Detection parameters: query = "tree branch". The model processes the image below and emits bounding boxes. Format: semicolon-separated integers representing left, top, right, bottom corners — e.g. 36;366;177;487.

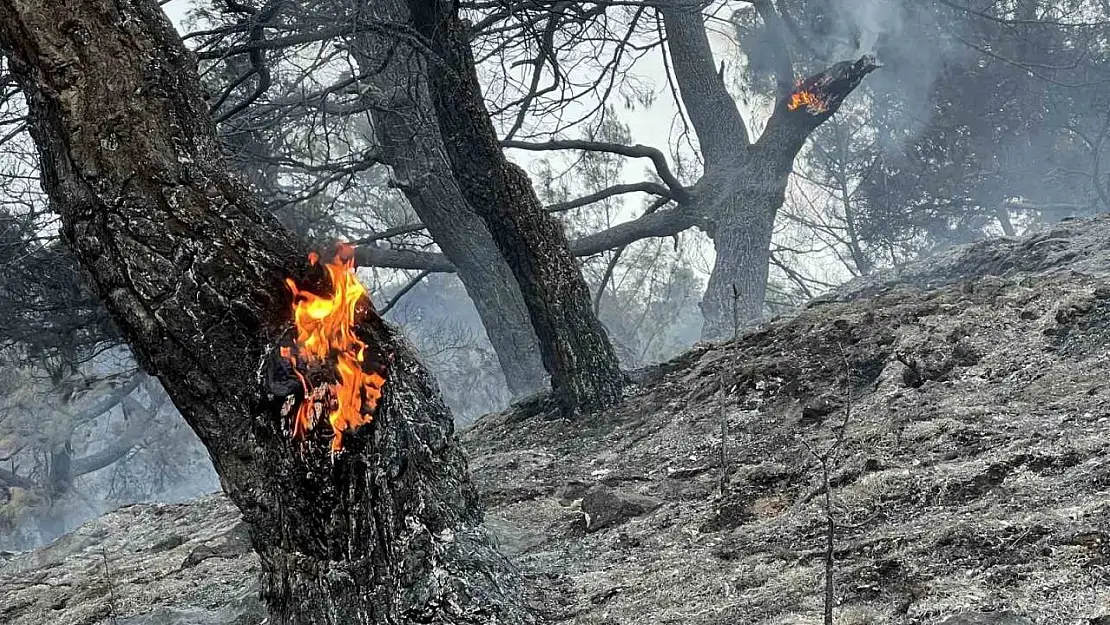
571;207;699;256
0;467;33;489
659;2;752;165
355;206;700;271
756;56;879;169
379;269;432;316
502;138;691;200
354;244;458;272
69;372;144;425
547;181;676;212
71;394;163;477
356;181;676;250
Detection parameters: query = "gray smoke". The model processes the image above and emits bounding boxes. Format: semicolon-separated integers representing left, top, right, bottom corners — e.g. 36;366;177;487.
815;0;967;153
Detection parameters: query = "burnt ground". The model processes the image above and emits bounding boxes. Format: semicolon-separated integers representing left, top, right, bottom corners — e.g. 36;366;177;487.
3;214;1110;624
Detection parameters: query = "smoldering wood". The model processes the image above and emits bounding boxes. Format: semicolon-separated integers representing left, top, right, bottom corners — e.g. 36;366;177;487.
678;44;879;340
264;316;393;439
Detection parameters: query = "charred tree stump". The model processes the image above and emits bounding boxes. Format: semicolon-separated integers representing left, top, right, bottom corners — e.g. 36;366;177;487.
0;2;532;623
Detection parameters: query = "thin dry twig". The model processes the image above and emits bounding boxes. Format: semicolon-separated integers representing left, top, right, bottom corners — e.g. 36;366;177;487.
798;342;853;625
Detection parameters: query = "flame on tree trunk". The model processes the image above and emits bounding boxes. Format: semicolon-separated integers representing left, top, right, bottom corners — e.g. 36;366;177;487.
0;1;533;623
280;243;389;453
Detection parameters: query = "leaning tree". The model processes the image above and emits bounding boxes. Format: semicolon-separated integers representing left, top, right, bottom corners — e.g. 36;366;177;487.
401;0;628;415
0;1;531;623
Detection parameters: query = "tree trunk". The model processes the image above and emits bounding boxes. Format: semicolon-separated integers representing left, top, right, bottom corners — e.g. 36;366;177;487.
700;210;778;341
692;157;785;341
659;2;877;340
348;10;546;397
404;0;626;415
0;2;530;623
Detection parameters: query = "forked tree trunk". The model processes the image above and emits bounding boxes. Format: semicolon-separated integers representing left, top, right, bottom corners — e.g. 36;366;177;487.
659;2;877;340
404;0;626;415
696;88;874;340
694;154;791;341
348;9;546;397
0;2;530;624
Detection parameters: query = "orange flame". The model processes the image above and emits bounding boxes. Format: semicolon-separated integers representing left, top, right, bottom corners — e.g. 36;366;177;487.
281;243;386;452
787;89;828;114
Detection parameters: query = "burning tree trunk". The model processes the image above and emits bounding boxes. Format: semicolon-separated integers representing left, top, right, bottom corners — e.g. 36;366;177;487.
404;0;626;415
690;56;880;339
0;2;530;624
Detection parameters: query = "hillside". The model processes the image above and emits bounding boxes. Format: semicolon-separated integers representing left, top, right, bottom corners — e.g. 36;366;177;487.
3;215;1110;625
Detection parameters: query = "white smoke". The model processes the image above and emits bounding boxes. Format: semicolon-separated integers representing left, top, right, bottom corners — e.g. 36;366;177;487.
811;0;968;153
827;0;908;60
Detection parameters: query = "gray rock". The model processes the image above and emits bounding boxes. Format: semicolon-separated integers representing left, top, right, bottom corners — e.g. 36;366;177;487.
938;612;1034;625
484;515;547;556
580;484;662;532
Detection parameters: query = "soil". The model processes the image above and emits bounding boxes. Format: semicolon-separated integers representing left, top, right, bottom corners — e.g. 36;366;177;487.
4;215;1110;624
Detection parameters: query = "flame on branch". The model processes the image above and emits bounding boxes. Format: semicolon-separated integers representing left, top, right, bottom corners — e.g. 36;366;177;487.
279;243;388;452
788;87;829;114
783;55;880;118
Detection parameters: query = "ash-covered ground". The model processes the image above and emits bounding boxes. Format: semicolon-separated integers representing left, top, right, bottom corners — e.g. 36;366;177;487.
3;215;1110;625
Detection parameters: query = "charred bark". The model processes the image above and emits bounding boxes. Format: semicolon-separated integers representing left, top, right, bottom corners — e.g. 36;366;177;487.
0;2;530;624
404;0;626;415
347;4;546;397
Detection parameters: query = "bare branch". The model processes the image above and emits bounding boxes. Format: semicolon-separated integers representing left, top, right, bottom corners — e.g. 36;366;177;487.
210;0;283;124
502;138;691;200
571;206;698;256
71;394;163;477
547;181;676;212
379;269;432;316
71;373;144;425
355;244;457;272
0;467;33;489
354;204;699;271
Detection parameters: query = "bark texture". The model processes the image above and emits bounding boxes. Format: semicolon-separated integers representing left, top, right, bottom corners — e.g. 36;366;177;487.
348;0;546;397
404;0;626;415
0;2;530;623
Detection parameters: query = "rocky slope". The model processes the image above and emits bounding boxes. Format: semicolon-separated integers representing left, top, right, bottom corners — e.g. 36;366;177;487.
4;215;1110;624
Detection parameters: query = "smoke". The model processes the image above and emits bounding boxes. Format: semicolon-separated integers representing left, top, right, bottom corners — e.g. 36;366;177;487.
810;0;968;153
